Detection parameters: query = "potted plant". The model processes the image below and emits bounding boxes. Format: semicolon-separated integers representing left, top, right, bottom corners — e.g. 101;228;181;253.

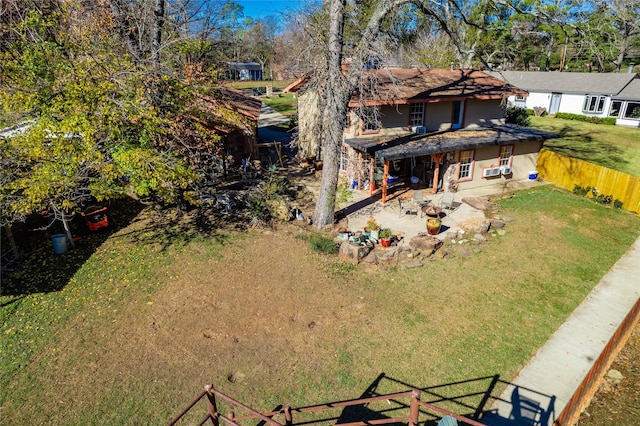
366;217;380;240
379;229;393;247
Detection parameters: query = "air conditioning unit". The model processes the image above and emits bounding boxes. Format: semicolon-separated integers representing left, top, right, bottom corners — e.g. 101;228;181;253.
483;167;501;178
412;126;426;135
500;165;512;175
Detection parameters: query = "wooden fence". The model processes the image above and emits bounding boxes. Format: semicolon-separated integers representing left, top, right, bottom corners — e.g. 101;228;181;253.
536;148;640;214
555;297;640;425
168;386;486;426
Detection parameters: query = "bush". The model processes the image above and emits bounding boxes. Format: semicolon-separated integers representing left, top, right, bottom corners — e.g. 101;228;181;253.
505;106;531;126
555;112;616;125
305;233;338;254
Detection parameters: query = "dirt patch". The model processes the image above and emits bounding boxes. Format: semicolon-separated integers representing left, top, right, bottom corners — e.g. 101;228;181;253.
577;322;640;425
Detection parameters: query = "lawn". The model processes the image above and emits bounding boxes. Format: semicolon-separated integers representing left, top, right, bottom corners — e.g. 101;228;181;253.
225;80;298;116
1;186;639;424
530;116;640;176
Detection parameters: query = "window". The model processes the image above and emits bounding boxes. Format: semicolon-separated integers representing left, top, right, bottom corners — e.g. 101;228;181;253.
623;102;640;119
515;95;526;102
458;149;474;180
339;144;349;172
410;103;424;127
361;106;380;133
583;95;606;113
609;101;622;118
499;145;513;167
452;100;464;129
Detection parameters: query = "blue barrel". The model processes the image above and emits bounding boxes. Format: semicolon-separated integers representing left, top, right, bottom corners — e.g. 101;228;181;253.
51;234;68;254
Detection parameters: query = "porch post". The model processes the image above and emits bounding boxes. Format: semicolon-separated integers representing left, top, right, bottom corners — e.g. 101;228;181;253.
358;152;363;190
382;160;389;204
430;153;446;194
369;157;375;196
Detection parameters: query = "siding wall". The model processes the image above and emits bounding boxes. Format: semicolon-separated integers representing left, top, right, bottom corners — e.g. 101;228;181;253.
455;140;542;192
537;148;640;214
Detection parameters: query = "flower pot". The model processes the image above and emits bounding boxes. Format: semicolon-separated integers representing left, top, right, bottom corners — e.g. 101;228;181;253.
426;218;441;235
380;238;391;247
370;230;379;241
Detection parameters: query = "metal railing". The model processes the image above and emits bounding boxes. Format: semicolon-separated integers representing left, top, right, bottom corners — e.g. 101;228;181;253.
169;385;486;426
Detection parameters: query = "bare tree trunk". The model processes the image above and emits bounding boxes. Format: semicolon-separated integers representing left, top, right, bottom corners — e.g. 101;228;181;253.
313;0;348;229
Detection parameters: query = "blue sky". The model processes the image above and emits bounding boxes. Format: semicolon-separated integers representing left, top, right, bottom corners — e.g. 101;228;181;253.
237;0;305;20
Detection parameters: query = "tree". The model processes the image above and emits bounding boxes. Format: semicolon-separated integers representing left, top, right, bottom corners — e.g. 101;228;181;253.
0;1;248;240
309;0;481;229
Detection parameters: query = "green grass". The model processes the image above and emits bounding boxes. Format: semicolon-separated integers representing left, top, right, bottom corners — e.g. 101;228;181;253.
225;80;294;91
262;92;297;116
1;186;639;424
530;116;640;176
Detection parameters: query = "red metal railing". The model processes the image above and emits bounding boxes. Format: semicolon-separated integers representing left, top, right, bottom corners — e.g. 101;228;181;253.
169;385;485;426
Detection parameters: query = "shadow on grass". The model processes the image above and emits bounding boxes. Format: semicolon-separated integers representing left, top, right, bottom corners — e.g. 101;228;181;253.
543;125;628;171
336;373;556;426
1;199;145;297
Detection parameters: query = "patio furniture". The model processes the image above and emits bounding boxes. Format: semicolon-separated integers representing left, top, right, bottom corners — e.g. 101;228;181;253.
421;204;442;218
441;192;460;211
413;190;430;216
398;197;417;217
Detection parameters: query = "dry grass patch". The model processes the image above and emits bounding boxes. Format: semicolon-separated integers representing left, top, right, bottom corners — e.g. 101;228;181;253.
1;186;639;424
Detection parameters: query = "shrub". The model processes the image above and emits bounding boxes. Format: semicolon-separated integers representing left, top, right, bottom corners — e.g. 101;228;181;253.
614;199;624;209
555;113;616;125
505;106;531;126
573;184;589;196
525;109;535;116
307;233;338;254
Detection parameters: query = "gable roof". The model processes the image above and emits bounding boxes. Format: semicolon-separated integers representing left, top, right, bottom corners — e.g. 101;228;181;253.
613;78;640;101
283;68;527;104
491;71;638;96
350;68;527;106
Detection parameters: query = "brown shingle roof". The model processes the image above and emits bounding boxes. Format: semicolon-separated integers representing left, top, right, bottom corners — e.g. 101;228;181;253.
345;124;557;161
350;68;527;106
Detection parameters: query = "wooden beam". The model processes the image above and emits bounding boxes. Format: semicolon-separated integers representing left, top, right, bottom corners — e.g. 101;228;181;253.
430;153;446;194
382;161;389;204
369;157;375;196
358;152;363;190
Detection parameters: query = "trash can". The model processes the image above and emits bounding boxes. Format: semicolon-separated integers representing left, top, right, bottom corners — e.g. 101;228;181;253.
51;234;68;254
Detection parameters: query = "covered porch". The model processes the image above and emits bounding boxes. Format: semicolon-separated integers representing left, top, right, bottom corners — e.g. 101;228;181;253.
343;124;556;204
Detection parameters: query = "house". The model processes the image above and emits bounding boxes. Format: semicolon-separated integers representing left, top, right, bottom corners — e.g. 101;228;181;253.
196;87;262;165
491;71;640;127
227;62;263;81
287;67;556;202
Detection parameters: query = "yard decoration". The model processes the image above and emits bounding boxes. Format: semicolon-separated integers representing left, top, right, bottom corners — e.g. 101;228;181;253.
426;217;442;235
379;229;393;247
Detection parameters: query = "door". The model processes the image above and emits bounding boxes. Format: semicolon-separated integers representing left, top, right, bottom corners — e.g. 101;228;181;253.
549;93;561;114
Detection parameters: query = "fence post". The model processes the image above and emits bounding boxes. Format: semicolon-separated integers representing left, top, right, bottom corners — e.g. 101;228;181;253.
285;405;293;426
205;384;219;426
409;389;420;426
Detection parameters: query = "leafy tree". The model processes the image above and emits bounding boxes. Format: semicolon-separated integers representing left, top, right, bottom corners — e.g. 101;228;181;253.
0;1;249;242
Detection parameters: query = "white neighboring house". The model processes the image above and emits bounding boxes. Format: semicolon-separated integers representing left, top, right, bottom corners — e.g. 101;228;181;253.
490;71;640;127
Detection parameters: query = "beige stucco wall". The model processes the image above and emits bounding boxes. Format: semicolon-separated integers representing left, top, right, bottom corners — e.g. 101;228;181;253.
455;140;542;192
464;99;505;128
424;102;453;131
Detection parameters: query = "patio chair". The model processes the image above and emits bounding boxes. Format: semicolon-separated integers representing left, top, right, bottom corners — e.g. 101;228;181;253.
441;192;459;211
437;416;458;426
398;197;417;218
413;190;430;216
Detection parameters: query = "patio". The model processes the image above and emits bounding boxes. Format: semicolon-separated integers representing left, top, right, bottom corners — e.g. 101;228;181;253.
337;179;546;242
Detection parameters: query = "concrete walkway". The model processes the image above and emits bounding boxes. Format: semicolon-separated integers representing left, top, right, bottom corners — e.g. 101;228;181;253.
482;235;640;426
